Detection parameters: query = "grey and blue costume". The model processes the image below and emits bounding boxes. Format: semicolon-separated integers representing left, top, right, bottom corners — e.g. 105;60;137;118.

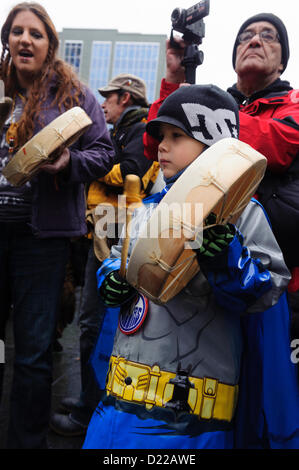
83;195;292;449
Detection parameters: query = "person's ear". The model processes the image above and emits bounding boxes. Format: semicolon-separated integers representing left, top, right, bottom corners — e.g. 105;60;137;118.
120;91;131;105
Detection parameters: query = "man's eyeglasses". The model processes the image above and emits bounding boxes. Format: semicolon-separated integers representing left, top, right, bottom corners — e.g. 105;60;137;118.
238;29;280;44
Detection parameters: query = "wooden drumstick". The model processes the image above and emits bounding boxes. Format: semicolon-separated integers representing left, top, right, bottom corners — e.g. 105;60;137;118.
120;174;142;278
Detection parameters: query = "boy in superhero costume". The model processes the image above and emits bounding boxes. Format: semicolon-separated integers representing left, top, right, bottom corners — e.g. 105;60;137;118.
83;85;297;449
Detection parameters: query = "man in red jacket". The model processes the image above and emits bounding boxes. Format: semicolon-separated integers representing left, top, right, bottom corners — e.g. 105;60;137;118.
143;13;299;448
229;14;299;366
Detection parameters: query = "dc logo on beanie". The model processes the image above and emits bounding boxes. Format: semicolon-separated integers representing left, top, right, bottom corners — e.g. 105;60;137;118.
145;84;240;147
181;103;239;146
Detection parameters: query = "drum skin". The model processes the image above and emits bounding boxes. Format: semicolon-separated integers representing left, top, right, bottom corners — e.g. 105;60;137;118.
2;106;92;186
126;138;267;304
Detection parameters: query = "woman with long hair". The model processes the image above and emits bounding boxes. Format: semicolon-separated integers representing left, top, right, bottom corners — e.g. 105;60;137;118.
0;2;114;448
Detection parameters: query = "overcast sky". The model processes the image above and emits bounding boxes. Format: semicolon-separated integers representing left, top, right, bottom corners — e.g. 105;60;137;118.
0;0;298;91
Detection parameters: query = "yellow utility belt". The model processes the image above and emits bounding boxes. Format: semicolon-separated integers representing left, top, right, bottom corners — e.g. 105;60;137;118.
107;356;238;422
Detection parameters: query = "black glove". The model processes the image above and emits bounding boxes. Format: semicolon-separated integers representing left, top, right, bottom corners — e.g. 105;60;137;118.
196;213;235;259
99;270;136;307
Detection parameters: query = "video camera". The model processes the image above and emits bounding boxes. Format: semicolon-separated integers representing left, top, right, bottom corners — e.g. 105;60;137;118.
171;0;209;45
170;0;210;83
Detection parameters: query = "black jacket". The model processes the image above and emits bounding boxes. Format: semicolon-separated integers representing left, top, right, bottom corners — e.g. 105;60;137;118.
111;106;153;188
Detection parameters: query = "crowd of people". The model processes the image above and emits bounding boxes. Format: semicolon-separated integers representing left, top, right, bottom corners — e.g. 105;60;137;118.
0;1;298;450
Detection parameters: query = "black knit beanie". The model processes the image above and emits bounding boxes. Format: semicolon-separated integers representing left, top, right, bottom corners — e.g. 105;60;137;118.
146;84;239;147
232;13;290;72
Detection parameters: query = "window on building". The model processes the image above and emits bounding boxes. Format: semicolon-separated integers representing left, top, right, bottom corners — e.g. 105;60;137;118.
112;42;160;103
89;41;112;101
64;40;83;76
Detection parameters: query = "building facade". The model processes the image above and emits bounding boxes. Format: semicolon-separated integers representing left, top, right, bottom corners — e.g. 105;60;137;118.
59;28;167;104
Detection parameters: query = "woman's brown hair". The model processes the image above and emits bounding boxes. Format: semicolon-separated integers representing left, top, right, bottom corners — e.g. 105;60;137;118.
0;2;84;147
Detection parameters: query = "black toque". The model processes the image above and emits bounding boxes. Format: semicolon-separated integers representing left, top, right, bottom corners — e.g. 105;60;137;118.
232;13;290;73
146;84;239;147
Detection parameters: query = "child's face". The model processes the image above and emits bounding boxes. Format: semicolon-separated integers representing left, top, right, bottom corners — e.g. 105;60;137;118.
157;123;205;179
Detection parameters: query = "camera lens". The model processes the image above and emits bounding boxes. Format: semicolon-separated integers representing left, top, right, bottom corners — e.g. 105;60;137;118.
171;8;182;26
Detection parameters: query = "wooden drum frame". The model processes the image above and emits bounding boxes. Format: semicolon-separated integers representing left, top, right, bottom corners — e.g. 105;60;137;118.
3;106;92;186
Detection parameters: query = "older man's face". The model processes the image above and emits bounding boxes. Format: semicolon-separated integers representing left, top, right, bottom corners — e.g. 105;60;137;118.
101;92;124;125
235;21;283;80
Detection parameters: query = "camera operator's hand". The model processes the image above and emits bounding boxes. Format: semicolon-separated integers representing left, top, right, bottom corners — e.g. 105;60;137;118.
165;37;187;84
